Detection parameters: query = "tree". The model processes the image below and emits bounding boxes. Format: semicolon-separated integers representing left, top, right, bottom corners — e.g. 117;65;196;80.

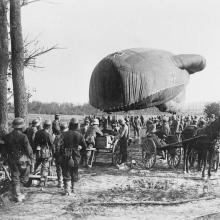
10;0;27;119
204;102;220;118
0;0;9;135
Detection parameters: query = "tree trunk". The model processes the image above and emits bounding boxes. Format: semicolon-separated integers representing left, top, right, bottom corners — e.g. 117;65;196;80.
10;0;27;119
0;0;9;135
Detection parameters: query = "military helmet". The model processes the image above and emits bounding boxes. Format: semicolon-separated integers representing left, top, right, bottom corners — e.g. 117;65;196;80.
93;118;99;125
32;118;40;126
70;118;79;124
162;116;168;122
44;119;52;126
60;121;68;129
118;118;125;125
12;118;25;129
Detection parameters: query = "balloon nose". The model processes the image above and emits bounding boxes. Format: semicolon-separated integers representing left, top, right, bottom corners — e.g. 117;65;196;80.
173;54;206;74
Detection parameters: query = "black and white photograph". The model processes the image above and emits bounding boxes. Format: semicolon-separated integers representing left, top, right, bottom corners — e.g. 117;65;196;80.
0;0;220;219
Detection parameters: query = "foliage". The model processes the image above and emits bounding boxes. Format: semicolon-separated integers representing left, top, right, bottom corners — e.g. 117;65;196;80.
6;101;162;116
204;102;220;117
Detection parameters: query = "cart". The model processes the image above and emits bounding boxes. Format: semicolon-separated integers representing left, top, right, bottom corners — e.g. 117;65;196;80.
141;134;182;169
86;134;121;167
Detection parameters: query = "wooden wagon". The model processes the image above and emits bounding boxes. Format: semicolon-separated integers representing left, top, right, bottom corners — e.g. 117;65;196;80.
86;134;121;167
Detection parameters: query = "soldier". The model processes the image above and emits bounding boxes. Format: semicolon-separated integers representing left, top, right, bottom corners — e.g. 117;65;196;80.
60;118;87;195
3;118;33;202
85;118;103;166
52;114;61;136
34;120;55;187
53;122;68;188
85;118;103;146
25;119;40;149
133;116;142;138
81;118;90;137
140;115;145;127
198;118;206;128
161;116;171;136
170;114;181;135
117;118;129;164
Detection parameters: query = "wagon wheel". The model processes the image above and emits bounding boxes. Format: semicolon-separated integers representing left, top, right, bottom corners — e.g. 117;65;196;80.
142;138;156;169
167;146;181;168
112;140;121;166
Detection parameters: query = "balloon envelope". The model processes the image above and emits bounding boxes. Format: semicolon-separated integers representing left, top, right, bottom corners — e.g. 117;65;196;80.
89;48;205;112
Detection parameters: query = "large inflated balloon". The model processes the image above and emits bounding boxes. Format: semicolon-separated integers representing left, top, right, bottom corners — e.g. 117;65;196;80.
89;48;206;112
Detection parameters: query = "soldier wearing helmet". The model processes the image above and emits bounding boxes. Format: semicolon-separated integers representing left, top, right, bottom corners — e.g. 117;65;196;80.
25;118;40;150
81;118;90;137
53;121;68;188
85;118;103;146
84;118;103;166
34;119;55;187
60;118;87;196
3;118;33;202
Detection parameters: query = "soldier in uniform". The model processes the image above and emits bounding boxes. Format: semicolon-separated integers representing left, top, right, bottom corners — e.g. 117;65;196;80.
25;119;40;148
80;118;90;137
161;116;171;136
117;118;129;164
85;118;103;146
3;118;33;202
170;114;181;135
52;114;61;136
34;120;55;187
53;122;68;188
133;116;142;138
60;118;87;195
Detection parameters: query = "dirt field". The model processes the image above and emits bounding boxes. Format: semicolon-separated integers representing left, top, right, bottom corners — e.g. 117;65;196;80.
1;138;220;220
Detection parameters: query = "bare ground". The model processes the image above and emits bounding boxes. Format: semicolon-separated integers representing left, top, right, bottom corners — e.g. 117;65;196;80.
1;141;220;220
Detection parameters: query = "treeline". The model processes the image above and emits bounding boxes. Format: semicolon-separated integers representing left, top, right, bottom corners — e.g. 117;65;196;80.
8;101;161;116
8;101;101;115
7;101;178;116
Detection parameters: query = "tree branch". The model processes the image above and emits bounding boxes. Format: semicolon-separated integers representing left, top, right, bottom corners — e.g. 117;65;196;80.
21;0;41;7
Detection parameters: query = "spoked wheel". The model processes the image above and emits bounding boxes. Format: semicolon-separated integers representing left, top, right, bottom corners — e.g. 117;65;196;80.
142;138;156;169
112;140;121;166
167;147;181;168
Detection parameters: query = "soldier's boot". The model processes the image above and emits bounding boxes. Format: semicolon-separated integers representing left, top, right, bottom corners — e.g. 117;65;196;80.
64;180;72;196
57;178;63;188
14;183;25;202
40;176;47;188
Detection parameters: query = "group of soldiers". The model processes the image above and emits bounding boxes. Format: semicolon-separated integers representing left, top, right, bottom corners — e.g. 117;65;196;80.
0;112;215;202
0;114;130;202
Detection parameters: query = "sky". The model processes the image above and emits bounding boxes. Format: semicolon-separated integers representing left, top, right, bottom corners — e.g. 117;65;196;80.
21;0;220;104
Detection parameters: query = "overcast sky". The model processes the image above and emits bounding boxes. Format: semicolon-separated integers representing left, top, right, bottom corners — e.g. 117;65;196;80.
22;0;220;104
